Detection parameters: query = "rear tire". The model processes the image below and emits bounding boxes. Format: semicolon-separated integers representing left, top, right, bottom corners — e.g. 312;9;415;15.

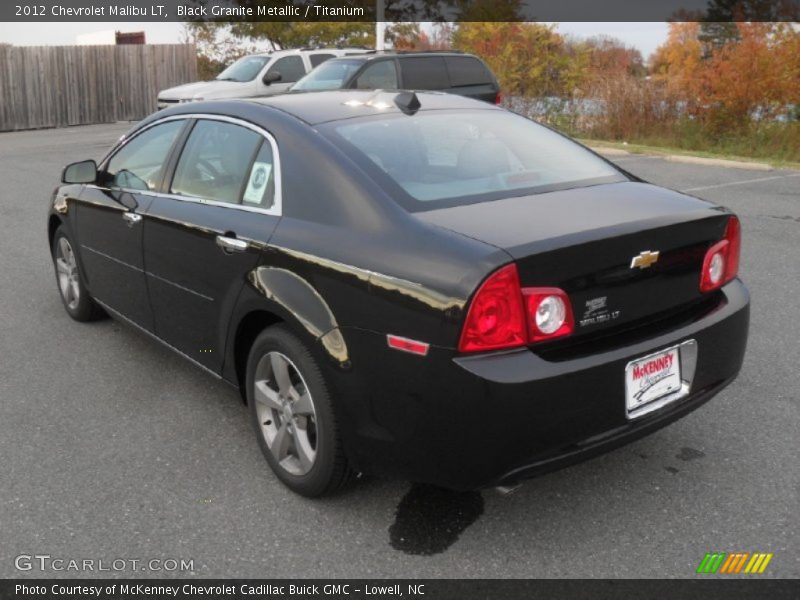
51;226;105;322
246;324;352;497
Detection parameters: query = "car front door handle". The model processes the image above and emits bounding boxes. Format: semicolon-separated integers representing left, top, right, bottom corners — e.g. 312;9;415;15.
216;235;248;254
122;212;142;226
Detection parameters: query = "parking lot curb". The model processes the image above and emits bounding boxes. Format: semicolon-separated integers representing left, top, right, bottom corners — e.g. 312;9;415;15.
663;155;773;171
589;145;774;171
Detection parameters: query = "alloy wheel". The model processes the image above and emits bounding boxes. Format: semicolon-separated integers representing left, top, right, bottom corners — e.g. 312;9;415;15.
253;351;318;476
55;237;80;310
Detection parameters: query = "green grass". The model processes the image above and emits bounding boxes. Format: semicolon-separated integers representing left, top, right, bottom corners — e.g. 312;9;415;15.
574;121;800;169
580;138;800;170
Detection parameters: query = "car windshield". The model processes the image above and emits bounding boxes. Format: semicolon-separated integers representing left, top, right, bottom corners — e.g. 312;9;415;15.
216;56;270;82
325;110;626;208
291;59;364;91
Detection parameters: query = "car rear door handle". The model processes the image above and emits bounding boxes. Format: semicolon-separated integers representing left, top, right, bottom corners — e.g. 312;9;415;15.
216;235;248;254
122;212;142;226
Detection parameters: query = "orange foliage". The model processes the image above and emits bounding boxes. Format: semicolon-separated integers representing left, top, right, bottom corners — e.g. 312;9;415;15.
651;22;800;130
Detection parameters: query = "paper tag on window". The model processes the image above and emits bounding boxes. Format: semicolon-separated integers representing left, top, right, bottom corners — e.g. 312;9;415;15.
243;162;272;205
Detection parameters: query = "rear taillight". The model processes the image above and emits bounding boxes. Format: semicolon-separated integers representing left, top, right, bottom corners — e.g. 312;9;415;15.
458;264;526;353
458;264;573;353
700;216;741;293
494;91;503;105
523;288;574;343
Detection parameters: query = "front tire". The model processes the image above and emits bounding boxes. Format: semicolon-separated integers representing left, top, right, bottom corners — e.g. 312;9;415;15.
51;226;105;322
246;325;352;497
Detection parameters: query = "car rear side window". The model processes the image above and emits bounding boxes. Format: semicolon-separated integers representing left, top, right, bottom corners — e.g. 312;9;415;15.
400;57;449;90
309;53;335;68
241;142;276;209
171;120;263;205
354;60;398;89
328;110;624;208
266;56;306;83
445;57;493;87
105;120;184;191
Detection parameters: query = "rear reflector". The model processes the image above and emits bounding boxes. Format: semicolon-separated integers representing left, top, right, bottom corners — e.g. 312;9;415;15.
724;215;741;282
387;335;430;356
458;264;574;353
700;216;741;293
494;91;503;105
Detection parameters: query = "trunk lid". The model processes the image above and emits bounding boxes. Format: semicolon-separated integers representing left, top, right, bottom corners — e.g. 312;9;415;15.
416;182;730;341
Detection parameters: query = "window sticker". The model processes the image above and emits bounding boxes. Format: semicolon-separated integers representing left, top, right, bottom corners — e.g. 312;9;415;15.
243;162;272;205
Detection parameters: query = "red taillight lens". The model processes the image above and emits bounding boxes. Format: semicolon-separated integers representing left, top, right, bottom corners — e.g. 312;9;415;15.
523;288;574;342
458;265;574;353
458;264;526;353
700;216;741;293
494;91;503;105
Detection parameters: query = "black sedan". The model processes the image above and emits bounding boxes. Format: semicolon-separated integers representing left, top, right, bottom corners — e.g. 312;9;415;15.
48;91;749;496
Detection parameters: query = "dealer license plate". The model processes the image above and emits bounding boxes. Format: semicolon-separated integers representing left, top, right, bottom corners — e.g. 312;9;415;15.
625;346;682;415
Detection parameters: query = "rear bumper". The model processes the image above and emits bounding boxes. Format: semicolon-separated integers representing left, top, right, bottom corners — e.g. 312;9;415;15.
335;279;749;490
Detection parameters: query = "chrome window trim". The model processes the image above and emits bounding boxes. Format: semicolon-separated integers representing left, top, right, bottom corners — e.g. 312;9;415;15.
92;113;283;217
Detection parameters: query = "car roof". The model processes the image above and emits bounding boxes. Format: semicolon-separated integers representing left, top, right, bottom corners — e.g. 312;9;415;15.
322;51;473;63
245;48;369;59
245;89;500;125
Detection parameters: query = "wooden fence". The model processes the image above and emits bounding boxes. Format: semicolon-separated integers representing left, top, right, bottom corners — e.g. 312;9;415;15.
0;44;198;132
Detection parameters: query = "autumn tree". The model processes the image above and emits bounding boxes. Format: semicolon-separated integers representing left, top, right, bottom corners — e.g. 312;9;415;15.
581;36;646;80
650;22;704;105
388;23;454;51
453;22;580;97
228;22;374;49
651;21;800;131
181;22;258;79
699;0;799;51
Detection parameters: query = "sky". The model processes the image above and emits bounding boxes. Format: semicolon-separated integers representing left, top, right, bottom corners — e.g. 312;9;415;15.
0;22;670;61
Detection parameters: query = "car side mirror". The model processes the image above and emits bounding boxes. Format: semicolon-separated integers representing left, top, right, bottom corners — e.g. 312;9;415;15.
62;160;97;184
263;71;281;85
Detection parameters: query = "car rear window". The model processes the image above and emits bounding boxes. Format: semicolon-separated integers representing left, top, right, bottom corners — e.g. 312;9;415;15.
400;57;450;90
445;57;494;87
325;110;625;209
309;53;335;68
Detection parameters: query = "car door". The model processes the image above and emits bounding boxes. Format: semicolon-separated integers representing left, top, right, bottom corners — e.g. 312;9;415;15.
260;55;307;94
142;116;282;372
76;119;187;329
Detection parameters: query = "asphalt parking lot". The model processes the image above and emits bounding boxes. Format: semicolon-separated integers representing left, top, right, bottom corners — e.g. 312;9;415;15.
0;122;798;579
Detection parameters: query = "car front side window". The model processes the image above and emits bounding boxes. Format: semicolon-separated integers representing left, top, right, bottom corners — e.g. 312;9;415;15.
170;120;263;205
104;120;184;191
266;56;306;84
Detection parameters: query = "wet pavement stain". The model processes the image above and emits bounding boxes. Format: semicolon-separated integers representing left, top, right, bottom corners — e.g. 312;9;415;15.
664;466;680;474
389;484;484;556
676;447;705;461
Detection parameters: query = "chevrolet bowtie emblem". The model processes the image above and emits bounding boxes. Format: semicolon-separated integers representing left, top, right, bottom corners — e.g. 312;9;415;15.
630;250;660;269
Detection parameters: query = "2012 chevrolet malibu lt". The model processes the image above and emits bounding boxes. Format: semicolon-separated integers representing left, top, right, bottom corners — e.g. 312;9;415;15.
48;91;749;497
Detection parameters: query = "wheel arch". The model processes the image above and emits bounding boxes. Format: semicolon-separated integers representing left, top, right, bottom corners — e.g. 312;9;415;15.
227;266;350;402
48;214;64;250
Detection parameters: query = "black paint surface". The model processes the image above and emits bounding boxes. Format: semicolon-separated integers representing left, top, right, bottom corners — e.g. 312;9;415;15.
389;484;484;556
